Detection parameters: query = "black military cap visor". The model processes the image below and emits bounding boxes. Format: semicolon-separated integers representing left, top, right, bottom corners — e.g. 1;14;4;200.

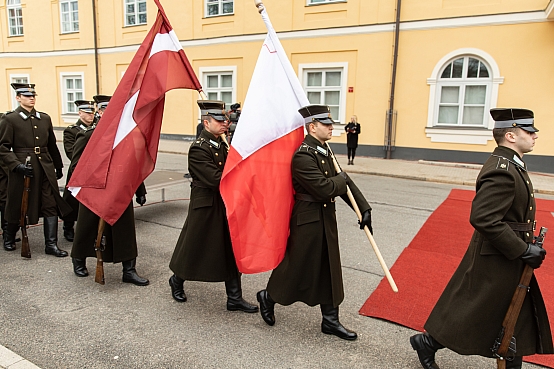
206;110;228;122
93;95;111;110
74;100;95;114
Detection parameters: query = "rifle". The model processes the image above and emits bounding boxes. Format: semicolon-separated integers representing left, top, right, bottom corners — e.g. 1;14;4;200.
492;227;548;369
20;156;32;259
94;219;106;285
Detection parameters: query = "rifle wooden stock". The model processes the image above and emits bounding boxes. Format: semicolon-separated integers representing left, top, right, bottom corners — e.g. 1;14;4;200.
327;146;398;293
94;219;106;285
495;227;547;368
20;156;31;259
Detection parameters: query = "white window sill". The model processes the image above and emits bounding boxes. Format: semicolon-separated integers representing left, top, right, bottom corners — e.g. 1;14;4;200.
425;127;493;145
61;113;78;124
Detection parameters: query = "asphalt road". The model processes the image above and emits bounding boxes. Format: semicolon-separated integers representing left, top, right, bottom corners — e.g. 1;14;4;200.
0;151;552;369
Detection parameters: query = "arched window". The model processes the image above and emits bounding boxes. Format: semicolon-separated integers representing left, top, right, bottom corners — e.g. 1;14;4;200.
426;49;504;145
436;56;491;126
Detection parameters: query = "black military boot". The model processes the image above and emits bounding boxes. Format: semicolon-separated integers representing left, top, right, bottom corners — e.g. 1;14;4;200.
122;259;149;286
225;277;259;313
168;274;187;302
43;216;68;257
63;221;75;242
256;289;276;326
3;222;19;251
505;356;522;369
72;258;88;277
320;304;357;341
410;332;444;369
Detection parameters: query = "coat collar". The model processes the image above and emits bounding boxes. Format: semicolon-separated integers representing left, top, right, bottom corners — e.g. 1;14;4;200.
16;106;40;120
492;146;526;170
303;134;329;156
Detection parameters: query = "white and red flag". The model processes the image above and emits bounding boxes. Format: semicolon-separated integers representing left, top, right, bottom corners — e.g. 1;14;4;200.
68;0;201;225
220;7;310;274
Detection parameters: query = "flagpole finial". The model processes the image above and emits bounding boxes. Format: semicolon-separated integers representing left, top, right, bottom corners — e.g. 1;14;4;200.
254;0;264;13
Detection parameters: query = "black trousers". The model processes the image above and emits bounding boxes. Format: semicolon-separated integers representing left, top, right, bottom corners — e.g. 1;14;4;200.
347;147;357;160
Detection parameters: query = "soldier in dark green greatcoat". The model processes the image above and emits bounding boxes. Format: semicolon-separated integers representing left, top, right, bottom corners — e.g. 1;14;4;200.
61;100;96;242
410;108;553;369
257;105;372;341
168;100;258;313
69;95;149;286
0;83;71;256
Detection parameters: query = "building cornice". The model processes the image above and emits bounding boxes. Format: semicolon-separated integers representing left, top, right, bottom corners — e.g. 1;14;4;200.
0;10;551;58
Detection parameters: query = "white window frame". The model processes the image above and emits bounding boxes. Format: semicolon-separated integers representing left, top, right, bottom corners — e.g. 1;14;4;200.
60;72;85;122
298;62;348;135
124;0;147;27
307;0;346;5
426;48;504;145
9;74;29;110
199;66;237;108
60;0;79;34
205;0;234;17
7;0;24;37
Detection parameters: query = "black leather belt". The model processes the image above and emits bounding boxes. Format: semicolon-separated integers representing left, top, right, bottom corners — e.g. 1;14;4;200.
13;147;48;154
506;221;535;232
294;193;334;203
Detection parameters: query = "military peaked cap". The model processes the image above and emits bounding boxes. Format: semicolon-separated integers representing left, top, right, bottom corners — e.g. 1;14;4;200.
298;105;335;125
11;83;37;96
490;108;538;133
74;100;95;114
93;95;111;110
198;100;227;121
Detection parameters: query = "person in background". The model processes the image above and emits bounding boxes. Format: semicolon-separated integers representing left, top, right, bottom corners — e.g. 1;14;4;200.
344;115;360;165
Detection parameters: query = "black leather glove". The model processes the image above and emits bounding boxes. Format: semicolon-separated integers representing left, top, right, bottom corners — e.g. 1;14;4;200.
338;171;350;185
14;163;33;178
136;195;146;206
359;209;373;234
520;243;546;269
56;169;63;180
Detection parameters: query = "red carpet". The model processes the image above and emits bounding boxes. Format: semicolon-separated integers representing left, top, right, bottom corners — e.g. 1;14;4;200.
360;189;554;367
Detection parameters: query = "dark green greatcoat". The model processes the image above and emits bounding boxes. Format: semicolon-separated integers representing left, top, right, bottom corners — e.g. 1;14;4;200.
425;146;553;357
70;127;146;263
267;134;371;308
62;120;89;222
169;129;238;282
0;106;71;224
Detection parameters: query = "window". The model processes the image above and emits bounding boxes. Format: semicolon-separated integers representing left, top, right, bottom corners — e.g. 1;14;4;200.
61;74;84;114
436;56;491;127
202;70;235;106
10;74;29;110
60;1;79;33
426;49;504;145
301;66;346;123
125;0;147;26
7;0;23;37
307;0;344;4
205;0;234;17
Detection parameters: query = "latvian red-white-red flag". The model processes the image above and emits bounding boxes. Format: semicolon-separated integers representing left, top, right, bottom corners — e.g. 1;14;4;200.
220;7;310;274
68;0;201;225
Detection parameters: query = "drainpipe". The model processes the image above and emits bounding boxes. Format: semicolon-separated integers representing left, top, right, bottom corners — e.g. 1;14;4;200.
385;0;402;159
92;0;100;94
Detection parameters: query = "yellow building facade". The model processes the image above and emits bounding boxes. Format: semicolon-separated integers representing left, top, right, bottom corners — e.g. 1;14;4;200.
1;0;553;171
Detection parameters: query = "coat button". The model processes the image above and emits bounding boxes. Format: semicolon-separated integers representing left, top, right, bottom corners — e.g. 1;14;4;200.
531;194;534;197
35;136;39;139
215;153;219;156
325;171;328;175
526;232;530;237
322;160;325;164
527;220;531;223
219;162;222;165
34;126;37;128
530;206;533;210
323;204;327;207
527;180;530;184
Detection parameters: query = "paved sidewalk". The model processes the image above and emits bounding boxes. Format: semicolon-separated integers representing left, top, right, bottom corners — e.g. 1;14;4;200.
0;346;40;369
154;136;554;195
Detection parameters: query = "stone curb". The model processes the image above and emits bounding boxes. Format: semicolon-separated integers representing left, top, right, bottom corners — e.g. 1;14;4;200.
0;346;40;369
